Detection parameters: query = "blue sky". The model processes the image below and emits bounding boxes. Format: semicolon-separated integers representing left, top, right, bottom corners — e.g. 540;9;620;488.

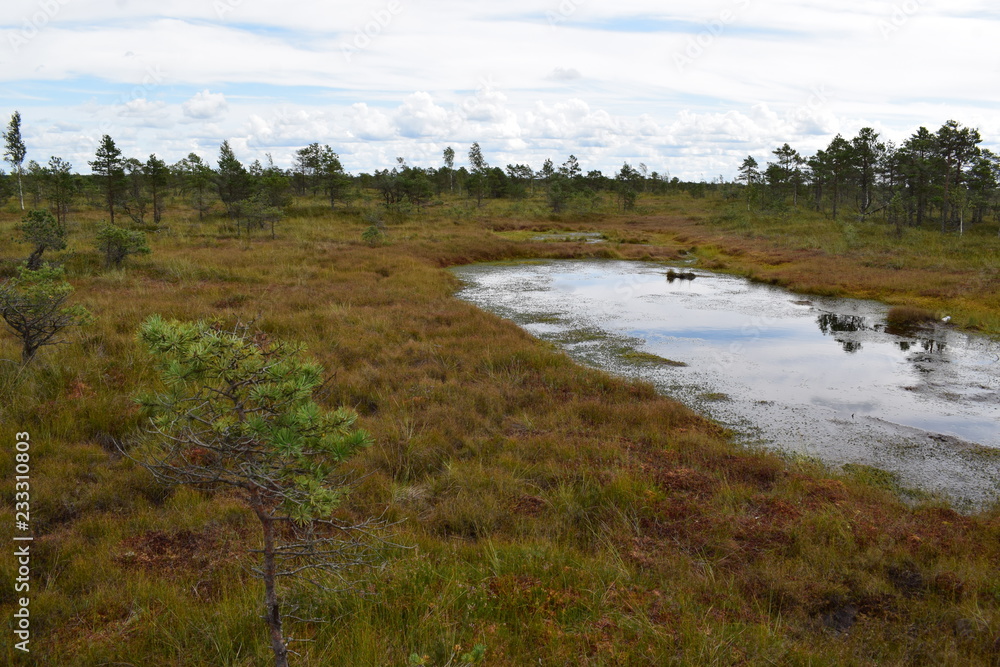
2;0;999;178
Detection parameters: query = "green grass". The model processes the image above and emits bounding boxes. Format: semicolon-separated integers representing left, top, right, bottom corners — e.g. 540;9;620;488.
619;349;689;367
1;192;1000;665
690;200;1000;335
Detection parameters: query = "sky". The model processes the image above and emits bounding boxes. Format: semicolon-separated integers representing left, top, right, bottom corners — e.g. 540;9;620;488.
2;0;999;180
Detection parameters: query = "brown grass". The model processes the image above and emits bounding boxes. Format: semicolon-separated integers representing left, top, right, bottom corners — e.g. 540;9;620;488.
887;305;939;328
0;192;999;665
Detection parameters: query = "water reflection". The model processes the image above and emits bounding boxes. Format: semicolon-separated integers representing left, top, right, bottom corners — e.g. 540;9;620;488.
452;259;1000;505
817;312;869;334
922;339;948;354
815;313;951;359
839;340;863;354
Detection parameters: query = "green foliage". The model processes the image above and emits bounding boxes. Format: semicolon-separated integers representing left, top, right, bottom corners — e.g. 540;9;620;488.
409;643;486;666
174;152;216;219
45;156;76;225
294;143;347;207
362;222;387;247
0;168;10;203
215;140;252;219
89;134;125;224
135;316;372;519
468;143;490;206
145;153;170;225
122;157;150;225
134;316;379;666
398;167;434;207
3;110;26;210
0;262;92;363
547;175;571;213
95;223;151;268
234;191;285;239
615;162;641;211
16;209;66;269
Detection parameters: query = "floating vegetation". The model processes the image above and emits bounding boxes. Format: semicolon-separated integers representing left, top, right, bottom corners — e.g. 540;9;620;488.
666;269;697;281
552;326;609;345
522;312;563;325
495;230;606;243
619;349;688;367
886;305;938;335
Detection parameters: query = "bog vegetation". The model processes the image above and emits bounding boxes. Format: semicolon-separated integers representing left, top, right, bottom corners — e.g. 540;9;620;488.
1;110;1000;665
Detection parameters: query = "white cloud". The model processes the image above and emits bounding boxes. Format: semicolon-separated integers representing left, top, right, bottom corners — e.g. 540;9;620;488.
461;88;512;124
548;67;582;81
348;103;396;142
395;92;453;138
2;1;998;178
116;98;173;128
182;90;228;120
118;98;165;116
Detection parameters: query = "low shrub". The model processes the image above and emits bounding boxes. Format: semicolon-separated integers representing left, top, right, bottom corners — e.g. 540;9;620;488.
886;305;937;329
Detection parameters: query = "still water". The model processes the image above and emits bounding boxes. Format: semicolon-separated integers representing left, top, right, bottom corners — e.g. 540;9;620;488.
451;260;1000;507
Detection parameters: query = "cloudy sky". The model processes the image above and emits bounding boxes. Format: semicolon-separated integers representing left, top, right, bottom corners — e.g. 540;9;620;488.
2;0;999;179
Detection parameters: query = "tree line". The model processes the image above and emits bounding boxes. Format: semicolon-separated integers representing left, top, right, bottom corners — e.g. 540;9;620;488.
739;120;999;235
8;110;998;236
3;111;700;231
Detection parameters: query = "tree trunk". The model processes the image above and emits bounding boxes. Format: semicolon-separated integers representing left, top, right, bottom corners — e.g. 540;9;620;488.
255;505;289;667
26;247;44;270
152;189;161;224
941;170;952;233
17;169;24;211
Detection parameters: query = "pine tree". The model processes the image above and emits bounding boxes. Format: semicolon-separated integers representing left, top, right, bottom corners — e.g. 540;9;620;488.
89;135;125;225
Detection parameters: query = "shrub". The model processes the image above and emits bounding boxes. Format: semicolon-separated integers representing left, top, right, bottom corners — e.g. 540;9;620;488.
886;305;937;330
133;316;386;667
95;223;150;268
0;263;93;363
362;224;387;247
16;209;66;269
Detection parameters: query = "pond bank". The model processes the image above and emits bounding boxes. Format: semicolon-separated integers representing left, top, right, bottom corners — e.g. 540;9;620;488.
452;259;1000;508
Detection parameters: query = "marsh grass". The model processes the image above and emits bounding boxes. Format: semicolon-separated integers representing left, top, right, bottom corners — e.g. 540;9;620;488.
887;305;940;330
696;199;1000;335
619;349;689;367
1;192;999;665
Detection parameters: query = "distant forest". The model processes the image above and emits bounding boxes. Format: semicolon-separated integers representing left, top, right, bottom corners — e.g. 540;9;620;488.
739;120;997;235
3;111;998;236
